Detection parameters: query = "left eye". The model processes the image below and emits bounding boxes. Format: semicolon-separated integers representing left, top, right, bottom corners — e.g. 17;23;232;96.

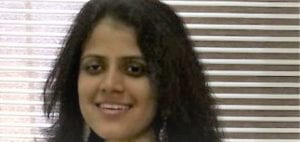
124;63;146;77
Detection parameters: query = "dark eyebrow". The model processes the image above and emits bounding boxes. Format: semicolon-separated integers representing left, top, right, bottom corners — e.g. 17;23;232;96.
80;54;144;62
121;56;144;61
80;55;106;63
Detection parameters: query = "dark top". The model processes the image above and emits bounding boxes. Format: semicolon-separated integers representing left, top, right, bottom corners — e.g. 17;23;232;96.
87;130;103;142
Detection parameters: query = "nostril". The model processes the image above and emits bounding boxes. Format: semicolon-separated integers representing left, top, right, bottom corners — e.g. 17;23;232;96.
95;103;100;107
100;87;107;93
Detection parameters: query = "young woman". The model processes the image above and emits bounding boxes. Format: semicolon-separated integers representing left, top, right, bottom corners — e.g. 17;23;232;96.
43;0;222;142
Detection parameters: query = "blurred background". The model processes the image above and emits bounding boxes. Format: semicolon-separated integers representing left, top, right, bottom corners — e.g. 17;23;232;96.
0;0;299;142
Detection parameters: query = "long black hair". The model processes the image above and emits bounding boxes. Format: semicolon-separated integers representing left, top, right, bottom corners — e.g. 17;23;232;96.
43;0;222;141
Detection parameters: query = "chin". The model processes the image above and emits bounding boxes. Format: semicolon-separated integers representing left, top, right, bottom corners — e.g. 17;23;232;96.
94;128;133;140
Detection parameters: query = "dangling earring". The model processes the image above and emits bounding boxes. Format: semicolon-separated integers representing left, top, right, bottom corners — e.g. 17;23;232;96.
83;124;90;142
159;115;168;142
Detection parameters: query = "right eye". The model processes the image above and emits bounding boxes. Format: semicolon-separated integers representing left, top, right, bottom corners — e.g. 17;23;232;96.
82;61;104;75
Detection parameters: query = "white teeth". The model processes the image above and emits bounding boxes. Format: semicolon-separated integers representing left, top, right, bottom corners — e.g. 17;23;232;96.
100;103;130;110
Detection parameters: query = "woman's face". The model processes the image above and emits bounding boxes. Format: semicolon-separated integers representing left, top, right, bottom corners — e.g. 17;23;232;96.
78;18;157;141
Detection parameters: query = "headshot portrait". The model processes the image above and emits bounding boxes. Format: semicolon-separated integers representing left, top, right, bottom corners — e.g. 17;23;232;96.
1;0;297;142
43;0;221;142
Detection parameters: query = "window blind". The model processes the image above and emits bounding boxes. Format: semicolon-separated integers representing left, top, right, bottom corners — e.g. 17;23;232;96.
0;0;299;142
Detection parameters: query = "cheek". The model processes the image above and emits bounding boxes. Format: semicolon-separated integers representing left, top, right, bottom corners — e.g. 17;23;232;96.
78;76;88;111
144;97;157;121
128;79;157;115
78;75;99;120
139;95;157;130
127;78;155;100
78;75;98;103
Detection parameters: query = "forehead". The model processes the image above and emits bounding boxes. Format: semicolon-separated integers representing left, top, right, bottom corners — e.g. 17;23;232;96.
82;17;141;57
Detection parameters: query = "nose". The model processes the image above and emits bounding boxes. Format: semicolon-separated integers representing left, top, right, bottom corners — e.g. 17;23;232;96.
99;67;124;94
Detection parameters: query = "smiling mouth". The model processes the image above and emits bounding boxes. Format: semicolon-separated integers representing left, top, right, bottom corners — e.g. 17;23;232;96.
95;103;132;114
98;103;131;110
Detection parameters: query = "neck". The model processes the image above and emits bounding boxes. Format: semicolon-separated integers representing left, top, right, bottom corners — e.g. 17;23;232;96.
105;128;157;142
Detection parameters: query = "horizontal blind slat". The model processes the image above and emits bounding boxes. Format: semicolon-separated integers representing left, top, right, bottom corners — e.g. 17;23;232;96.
214;94;300;99
3;0;300;7
223;128;300;133
218;105;300;110
191;36;300;42
1;90;299;99
1;68;300;76
2;31;299;42
179;12;300;19
1;8;299;19
186;24;300;30
1;56;299;65
195;47;300;53
1;77;299;87
224;139;300;142
2;0;300;7
218;116;300;122
205;71;300;76
2;21;299;31
162;1;300;7
2;21;299;30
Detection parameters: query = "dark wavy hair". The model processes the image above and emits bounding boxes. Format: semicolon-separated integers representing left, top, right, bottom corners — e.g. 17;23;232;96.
43;0;222;142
